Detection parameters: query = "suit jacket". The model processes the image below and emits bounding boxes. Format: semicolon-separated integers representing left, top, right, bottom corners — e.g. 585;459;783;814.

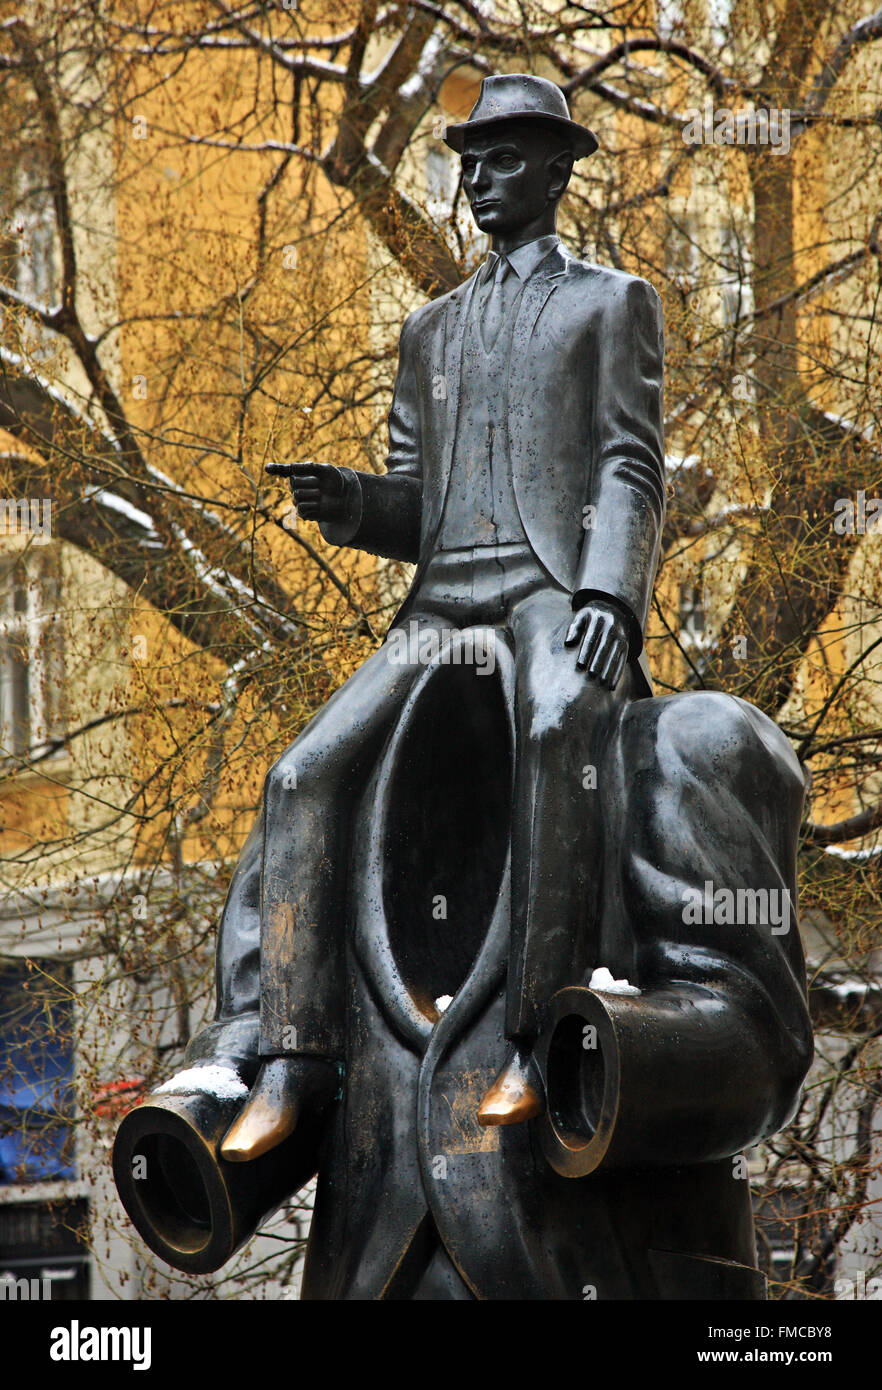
320;242;666;692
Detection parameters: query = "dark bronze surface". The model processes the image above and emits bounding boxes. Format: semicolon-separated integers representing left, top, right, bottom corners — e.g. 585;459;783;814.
112;1076;332;1275
112;75;813;1298
443;73;599;158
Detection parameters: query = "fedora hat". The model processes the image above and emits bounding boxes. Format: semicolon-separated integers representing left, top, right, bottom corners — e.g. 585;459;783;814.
443;74;598;159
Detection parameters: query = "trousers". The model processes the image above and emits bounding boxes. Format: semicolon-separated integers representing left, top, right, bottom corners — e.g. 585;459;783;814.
255;541;635;1057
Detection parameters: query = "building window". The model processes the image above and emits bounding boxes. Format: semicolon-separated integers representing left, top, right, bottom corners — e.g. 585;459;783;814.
425;145;457;225
678;581;714;677
719;220;752;330
424;144;487;270
0;1197;90;1300
666;214;753;330
0;958;75;1185
664;213;703;370
14;165;58;307
679;582;708;648
0;547;65;763
656;0;686;39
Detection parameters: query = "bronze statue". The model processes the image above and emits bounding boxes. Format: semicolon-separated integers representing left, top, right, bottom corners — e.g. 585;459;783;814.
114;76;813;1299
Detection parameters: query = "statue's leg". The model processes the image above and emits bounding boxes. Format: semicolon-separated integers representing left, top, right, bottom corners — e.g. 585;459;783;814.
477;586;634;1125
182;813;263;1074
259;611;455;1057
220;609;453;1160
508;586;634;1034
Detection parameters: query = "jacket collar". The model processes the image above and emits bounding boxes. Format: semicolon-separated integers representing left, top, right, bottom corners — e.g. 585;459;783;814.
481;234;563;285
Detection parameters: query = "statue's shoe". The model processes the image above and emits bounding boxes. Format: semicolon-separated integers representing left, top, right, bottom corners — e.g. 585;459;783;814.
477;1046;544;1127
220;1054;337;1162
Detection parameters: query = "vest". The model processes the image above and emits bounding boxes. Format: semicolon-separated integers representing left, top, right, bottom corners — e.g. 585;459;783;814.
437;281;527;550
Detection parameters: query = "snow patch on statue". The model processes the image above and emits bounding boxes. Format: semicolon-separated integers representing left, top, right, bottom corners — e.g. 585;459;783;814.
589;966;641;996
155;1065;248;1099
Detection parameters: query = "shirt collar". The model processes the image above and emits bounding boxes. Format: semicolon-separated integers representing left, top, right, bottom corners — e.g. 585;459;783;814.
483;234;561;283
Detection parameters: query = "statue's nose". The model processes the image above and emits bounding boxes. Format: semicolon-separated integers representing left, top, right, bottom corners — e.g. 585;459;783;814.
470;160;490;193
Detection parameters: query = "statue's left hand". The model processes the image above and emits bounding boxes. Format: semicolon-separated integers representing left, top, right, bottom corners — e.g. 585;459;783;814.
565;599;630;689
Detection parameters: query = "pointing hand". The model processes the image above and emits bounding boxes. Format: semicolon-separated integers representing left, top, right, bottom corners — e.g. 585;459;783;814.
266;461;349;522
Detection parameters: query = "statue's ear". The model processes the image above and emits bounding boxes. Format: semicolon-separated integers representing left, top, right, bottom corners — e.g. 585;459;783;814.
547;148;575;202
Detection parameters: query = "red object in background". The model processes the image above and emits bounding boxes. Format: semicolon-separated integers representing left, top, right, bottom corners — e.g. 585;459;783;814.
92;1078;146;1119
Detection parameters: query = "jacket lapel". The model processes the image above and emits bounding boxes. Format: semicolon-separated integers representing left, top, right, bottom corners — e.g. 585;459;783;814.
431;272;479;530
508;246;570;399
505;247;571;557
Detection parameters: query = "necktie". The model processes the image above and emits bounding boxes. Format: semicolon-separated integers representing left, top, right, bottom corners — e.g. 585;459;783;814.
479;254;513;352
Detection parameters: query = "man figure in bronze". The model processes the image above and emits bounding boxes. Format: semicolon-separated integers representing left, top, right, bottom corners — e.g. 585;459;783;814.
114;76;812;1299
221;74;665;1156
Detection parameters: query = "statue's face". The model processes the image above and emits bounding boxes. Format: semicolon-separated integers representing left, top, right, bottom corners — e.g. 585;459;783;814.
461;123;568;235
